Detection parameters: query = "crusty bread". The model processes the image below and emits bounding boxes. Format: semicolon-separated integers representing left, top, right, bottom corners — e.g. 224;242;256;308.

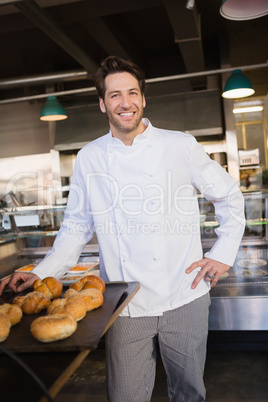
64;286;103;312
70;275;105;293
63;288;78;299
0;313;11;342
78;288;104;311
81;281;99;291
31;313;77;343
47;296;86;321
0;303;23;326
33;277;63;299
13;291;51;314
69;281;83;292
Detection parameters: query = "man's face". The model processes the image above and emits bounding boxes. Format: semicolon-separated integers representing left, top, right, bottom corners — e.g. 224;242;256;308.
99;72;146;140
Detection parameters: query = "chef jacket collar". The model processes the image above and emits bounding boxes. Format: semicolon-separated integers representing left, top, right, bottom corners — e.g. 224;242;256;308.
108;118;152;146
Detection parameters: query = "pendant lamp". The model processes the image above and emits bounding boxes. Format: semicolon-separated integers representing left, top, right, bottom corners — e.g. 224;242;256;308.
220;0;268;21
222;70;255;99
40;95;67;121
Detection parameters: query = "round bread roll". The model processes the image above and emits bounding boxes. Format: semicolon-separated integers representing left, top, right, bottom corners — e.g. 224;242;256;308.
78;288;104;311
33;277;63;299
47;296;86;321
80;275;105;293
0;303;23;326
13;291;51;314
63;288;79;299
31;313;77;343
64;287;103;311
70;275;105;293
81;281;99;291
69;279;86;292
0;313;11;342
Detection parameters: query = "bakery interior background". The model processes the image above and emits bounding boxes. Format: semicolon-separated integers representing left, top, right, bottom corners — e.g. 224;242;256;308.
0;0;267;206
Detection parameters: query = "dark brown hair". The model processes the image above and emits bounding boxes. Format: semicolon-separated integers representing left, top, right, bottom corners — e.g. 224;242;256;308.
93;56;145;100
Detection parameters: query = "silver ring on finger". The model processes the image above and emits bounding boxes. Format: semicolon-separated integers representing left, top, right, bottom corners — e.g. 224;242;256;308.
206;273;215;280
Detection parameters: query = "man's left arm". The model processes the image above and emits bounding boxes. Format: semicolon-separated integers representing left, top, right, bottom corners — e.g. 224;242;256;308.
186;139;245;288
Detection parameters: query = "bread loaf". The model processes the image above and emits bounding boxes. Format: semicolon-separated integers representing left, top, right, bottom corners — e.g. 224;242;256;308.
70;275;105;293
63;288;78;299
13;291;51;314
33;277;63;299
0;313;11;342
47;296;86;321
31;313;77;342
64;287;103;312
0;303;23;326
81;281;100;291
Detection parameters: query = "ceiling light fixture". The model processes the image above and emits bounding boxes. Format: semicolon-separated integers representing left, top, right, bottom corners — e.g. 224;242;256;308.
220;0;268;21
233;105;263;114
222;69;255;99
185;0;195;10
40;95;67;121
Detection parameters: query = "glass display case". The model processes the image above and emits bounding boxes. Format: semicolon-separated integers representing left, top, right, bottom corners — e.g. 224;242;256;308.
199;190;268;246
0;205;98;280
199;190;268;330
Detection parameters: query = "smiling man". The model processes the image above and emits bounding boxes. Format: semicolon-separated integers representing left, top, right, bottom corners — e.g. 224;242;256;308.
99;71;146;144
0;56;245;402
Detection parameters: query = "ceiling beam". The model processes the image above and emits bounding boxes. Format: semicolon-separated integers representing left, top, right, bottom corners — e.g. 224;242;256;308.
82;16;144;68
164;0;206;88
82;17;130;60
0;0;160;17
14;0;98;77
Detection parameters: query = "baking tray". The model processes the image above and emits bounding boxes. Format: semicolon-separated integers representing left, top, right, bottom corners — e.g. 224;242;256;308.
0;282;128;353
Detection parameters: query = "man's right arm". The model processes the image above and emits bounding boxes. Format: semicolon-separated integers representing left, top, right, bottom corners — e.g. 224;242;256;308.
0;272;40;295
32;153;95;280
0;151;94;295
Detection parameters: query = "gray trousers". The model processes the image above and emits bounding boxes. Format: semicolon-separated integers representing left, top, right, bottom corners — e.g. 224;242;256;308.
105;293;210;402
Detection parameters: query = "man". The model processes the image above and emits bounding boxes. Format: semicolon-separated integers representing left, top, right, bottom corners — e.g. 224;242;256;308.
0;56;245;401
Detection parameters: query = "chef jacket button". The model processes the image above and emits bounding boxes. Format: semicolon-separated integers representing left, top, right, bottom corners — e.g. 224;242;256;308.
149;173;154;177
153;257;158;261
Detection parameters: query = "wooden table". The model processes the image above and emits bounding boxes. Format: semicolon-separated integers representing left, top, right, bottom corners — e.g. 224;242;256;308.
0;281;140;402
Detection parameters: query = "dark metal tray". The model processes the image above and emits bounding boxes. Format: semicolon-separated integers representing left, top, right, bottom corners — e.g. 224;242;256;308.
0;282;128;353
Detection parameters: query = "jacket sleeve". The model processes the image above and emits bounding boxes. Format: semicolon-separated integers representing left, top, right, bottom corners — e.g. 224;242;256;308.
33;151;94;279
190;139;245;266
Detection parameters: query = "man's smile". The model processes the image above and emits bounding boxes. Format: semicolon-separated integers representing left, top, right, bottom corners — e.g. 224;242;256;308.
118;112;135;117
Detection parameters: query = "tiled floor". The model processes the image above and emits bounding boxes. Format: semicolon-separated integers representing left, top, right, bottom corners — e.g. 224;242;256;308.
55;347;268;402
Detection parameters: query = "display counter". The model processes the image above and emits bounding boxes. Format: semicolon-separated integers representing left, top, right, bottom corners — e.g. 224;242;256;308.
1;190;268;330
199;190;268;330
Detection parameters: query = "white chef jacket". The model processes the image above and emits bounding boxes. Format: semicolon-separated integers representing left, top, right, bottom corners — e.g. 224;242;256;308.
33;119;245;317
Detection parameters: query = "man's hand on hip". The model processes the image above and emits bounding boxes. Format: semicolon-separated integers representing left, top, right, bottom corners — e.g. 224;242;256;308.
186;258;230;289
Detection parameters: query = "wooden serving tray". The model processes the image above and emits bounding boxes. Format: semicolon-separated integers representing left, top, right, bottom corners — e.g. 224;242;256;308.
0;282;129;353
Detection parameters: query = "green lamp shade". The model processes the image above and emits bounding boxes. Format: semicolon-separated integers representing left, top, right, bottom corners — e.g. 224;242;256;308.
40;96;67;121
222;69;255;99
